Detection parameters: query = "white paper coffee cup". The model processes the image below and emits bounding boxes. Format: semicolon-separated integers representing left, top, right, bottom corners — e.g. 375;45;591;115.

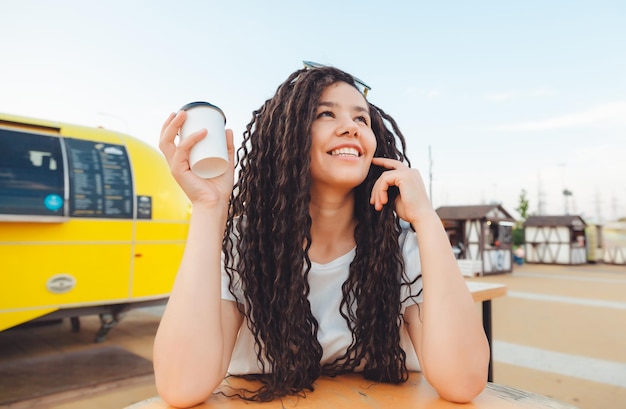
179;101;228;179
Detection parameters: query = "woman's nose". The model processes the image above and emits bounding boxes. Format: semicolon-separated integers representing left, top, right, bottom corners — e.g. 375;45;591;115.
337;115;359;137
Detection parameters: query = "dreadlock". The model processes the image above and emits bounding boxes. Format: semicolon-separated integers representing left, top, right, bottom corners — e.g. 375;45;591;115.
222;65;419;401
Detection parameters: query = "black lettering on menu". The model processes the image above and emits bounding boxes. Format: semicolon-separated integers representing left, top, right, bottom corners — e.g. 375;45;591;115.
65;139;134;218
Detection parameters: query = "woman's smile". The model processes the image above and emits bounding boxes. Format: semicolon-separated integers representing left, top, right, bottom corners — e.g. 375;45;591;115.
328;144;362;159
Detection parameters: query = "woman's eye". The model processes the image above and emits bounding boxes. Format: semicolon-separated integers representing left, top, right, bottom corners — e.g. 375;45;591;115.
355;115;369;125
317;110;334;119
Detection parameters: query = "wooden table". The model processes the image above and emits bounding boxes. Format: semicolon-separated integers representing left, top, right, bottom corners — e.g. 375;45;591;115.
125;372;577;409
128;282;510;409
467;281;507;382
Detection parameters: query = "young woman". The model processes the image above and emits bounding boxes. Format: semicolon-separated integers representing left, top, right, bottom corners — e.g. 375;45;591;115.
154;64;489;408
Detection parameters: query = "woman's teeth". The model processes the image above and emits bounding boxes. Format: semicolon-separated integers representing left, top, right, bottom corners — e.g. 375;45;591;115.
330;147;359;157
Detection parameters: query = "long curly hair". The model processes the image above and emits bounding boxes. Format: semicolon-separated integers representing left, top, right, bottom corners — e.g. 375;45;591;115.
222;65;418;401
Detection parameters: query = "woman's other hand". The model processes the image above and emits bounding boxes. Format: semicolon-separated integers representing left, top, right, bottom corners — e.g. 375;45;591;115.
369;157;432;226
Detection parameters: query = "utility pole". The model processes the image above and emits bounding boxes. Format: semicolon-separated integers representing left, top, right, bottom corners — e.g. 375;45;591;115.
594;189;602;223
558;163;568;215
537;170;545;215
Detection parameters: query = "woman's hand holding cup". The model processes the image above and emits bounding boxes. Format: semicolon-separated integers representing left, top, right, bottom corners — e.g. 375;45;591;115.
159;103;234;207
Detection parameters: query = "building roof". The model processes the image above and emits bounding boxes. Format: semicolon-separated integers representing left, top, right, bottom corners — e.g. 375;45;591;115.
524;215;586;227
435;204;514;221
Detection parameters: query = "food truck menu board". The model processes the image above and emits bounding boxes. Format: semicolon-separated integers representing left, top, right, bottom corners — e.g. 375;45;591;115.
65;138;134;218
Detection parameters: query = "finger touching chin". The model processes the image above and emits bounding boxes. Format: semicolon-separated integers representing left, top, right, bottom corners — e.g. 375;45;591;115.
371;157;399;168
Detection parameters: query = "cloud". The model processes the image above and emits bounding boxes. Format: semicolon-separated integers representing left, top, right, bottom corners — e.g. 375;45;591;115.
484;89;556;102
489;101;626;131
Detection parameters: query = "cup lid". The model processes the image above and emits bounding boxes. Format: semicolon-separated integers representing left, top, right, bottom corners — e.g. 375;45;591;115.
179;101;226;122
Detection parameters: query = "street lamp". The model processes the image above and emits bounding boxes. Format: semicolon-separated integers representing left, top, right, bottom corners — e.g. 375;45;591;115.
563;189;573;215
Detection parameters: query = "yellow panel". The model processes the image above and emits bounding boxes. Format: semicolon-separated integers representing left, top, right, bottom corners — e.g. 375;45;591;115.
1;243;131;309
131;243;185;298
135;220;189;242
60;123;125;144
122;137;191;222
0;308;58;332
0;219;132;243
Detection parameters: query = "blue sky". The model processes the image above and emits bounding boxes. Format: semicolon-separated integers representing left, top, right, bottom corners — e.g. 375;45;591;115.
2;0;625;222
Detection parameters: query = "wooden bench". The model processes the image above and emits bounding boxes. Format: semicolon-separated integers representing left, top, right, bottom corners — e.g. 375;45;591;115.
458;259;483;277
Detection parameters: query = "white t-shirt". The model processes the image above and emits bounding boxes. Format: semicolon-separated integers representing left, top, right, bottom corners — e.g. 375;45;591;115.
221;223;423;375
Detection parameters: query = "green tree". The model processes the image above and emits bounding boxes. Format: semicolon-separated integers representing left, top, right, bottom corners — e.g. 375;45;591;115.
516;189;529;219
513;189;529;246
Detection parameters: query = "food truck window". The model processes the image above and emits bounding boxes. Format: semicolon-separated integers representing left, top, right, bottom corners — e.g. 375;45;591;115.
0;128;65;217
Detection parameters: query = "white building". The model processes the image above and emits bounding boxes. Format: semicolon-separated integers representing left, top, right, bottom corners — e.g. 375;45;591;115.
524;215;587;265
602;220;626;265
436;204;515;276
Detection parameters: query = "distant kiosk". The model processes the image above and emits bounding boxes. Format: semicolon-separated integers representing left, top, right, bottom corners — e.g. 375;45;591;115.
524;215;587;265
436;204;515;276
602;220;626;265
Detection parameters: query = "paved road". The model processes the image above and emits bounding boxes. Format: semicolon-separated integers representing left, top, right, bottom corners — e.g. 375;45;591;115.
1;262;624;409
470;262;626;409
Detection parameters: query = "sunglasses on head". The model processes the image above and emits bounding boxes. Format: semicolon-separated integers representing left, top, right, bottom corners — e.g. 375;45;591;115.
302;60;372;97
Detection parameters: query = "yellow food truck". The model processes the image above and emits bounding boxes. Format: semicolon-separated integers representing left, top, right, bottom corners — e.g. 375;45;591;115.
0;113;190;341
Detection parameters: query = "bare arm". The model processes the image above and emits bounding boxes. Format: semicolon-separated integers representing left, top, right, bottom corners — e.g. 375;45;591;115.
153;112;243;407
403;215;489;402
370;157;489;403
